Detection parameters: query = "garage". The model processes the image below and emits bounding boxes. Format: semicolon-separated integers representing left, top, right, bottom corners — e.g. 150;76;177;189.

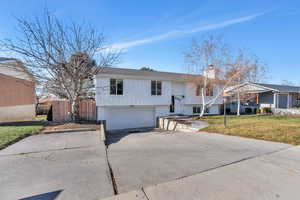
104;107;156;130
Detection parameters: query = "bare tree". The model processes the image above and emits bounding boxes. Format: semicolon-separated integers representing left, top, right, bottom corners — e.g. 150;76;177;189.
0;11;120;121
184;35;267;117
184;35;230;116
225;50;267;115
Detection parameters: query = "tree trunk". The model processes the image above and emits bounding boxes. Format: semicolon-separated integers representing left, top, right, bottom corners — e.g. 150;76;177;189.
200;88;206;117
70;99;80;121
237;92;241;116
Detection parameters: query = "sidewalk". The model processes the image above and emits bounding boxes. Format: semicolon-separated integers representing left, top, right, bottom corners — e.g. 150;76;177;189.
102;145;300;200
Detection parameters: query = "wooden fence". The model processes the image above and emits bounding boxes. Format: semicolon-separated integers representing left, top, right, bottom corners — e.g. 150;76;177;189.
51;100;96;122
78;100;97;121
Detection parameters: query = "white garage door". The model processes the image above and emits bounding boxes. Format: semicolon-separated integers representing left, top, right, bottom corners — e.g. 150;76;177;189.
106;107;155;130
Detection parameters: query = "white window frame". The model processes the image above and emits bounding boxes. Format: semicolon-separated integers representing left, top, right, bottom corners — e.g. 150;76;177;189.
151;80;162;96
110;78;123;95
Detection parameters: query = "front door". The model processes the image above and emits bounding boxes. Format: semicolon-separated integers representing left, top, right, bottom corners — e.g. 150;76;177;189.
174;95;184;114
171;82;185;114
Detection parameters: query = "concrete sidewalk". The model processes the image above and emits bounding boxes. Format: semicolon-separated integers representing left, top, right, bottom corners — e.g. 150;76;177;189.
0;131;114;200
103;145;300;200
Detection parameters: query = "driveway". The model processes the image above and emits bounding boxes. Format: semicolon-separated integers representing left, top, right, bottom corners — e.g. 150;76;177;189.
0;129;293;200
106;130;291;194
0;131;113;200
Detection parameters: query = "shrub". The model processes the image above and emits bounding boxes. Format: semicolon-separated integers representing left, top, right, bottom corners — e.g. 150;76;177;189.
245;108;253;114
259;107;273;114
254;108;258;114
226;108;231;114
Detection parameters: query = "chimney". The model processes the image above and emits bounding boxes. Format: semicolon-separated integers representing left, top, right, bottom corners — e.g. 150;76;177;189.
204;64;216;79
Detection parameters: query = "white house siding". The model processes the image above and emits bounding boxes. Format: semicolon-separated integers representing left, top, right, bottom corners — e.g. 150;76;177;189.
96;77;171;106
0;65;33;81
171;82;185;95
0;104;35;122
184;82;223;105
209;105;220;114
183;104;220;115
155;106;170;118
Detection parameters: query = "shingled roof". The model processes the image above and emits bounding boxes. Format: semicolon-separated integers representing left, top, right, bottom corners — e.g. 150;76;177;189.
255;83;300;93
96;67;202;81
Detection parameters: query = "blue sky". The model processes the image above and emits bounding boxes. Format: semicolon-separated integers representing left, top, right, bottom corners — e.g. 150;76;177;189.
0;0;299;84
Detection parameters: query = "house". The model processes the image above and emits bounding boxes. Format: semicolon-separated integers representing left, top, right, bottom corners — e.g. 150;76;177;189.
225;82;300;110
0;58;36;122
95;67;223;130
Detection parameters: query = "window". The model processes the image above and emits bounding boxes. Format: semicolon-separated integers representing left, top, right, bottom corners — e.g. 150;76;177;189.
205;107;210;114
193;106;201;114
110;78;123;95
296;93;300;100
196;85;213;96
205;86;214;96
151;80;162;95
193;106;209;114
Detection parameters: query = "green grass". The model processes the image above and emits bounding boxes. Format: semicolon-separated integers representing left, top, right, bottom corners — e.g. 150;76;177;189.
0;120;47;149
198;115;300;145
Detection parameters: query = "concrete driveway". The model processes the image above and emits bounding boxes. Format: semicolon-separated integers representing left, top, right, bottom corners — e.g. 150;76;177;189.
0;129;294;200
0;131;113;200
106;130;291;194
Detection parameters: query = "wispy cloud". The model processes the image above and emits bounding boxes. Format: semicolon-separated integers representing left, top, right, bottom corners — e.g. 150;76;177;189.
109;12;266;50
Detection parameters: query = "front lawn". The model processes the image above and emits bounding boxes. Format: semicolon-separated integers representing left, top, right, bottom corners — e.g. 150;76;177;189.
198;115;300;145
0;120;46;149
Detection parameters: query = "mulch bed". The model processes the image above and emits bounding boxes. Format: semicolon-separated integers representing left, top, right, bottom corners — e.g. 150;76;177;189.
44;122;100;131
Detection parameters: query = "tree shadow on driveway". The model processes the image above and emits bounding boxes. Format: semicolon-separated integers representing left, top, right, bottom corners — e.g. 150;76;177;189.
19;190;63;200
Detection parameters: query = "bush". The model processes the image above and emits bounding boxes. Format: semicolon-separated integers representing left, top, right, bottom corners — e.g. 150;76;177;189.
245;108;253;114
254;108;258;114
259;107;273;114
226;108;231;114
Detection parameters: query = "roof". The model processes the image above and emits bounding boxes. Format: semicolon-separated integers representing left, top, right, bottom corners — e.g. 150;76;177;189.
0;57;35;81
254;83;300;93
96;67;202;81
226;82;300;94
39;95;63;104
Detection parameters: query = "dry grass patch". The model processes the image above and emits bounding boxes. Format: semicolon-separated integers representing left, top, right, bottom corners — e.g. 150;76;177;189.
198;115;300;145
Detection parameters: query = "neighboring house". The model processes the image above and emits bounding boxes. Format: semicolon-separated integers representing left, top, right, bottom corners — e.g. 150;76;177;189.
95;67;223;130
0;58;36;122
226;82;300;110
227;100;258;114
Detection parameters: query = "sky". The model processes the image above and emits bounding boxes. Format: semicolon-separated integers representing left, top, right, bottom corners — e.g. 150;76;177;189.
0;0;299;84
